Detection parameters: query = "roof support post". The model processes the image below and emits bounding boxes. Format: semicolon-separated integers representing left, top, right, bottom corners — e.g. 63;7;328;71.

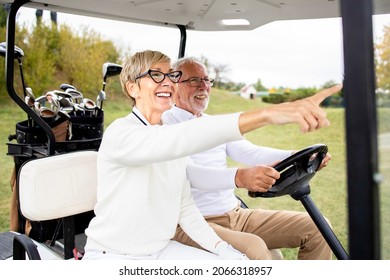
6;0;56;155
177;24;186;58
340;0;380;259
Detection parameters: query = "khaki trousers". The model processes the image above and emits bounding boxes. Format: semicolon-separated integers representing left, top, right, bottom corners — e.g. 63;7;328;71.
174;207;332;260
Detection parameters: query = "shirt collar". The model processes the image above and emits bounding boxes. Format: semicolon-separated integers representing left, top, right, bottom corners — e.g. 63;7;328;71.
131;106;151;125
171;105;203;121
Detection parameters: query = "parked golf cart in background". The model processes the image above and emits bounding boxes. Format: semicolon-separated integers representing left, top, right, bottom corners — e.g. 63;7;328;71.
0;0;389;260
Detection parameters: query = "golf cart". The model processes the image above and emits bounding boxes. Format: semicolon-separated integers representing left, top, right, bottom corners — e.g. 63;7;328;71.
0;0;388;260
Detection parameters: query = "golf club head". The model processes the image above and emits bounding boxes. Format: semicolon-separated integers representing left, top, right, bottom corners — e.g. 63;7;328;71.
82;98;97;110
65;88;84;103
58;110;71;120
96;90;107;109
26;87;35;99
39;106;57;119
35;95;48;105
25;95;35;107
45;91;60;113
53;90;73;99
74;103;86;114
99;90;106;101
102;62;122;81
61;105;75;115
60;83;76;91
0;41;24;59
34;101;41;113
59;97;73;108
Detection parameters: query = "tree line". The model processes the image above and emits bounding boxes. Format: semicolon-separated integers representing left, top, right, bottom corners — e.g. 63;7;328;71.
0;6;120;101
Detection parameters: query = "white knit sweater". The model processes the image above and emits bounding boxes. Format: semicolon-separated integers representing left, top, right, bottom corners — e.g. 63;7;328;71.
84;107;243;256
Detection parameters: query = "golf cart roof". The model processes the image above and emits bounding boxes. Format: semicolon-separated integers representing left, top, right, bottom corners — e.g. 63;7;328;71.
1;0;390;31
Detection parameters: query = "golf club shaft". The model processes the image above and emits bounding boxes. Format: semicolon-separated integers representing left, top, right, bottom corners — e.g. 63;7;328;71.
18;59;33;126
18;60;27;98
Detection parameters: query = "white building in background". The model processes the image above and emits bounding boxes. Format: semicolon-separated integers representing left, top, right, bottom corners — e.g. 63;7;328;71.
240;84;257;99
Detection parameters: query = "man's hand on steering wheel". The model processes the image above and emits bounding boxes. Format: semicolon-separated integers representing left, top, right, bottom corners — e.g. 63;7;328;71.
235;149;331;193
318;152;331;170
235;165;280;192
248;144;329;198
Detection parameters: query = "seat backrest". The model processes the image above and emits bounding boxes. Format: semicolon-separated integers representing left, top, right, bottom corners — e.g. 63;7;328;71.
17;151;98;221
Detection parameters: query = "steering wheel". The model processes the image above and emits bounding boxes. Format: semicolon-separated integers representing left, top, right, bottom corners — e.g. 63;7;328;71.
248;143;328;200
247;143;350;260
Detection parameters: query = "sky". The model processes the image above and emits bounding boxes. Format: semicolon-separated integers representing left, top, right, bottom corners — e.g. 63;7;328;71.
15;7;390;89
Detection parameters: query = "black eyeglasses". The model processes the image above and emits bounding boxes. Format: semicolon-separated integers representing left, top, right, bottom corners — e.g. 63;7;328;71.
135;70;182;83
180;77;214;87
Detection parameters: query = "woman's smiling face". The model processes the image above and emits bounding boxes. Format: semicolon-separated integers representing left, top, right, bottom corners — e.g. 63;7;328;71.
130;61;178;124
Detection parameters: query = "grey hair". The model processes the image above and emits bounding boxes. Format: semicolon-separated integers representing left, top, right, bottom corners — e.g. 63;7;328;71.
172;56;207;72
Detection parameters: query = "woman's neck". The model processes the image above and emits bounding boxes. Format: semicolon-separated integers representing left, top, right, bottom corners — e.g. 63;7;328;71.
134;106;162;125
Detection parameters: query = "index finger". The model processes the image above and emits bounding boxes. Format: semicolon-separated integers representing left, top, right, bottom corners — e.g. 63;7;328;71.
309;84;343;105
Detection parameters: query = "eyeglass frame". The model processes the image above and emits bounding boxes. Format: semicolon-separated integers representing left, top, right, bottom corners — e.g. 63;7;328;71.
135;69;183;83
179;77;215;87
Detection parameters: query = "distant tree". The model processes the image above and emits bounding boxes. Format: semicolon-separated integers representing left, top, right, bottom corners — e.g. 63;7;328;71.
196;56;230;88
0;6;31;99
0;9;122;103
220;80;243;91
212;63;229;88
375;25;390;92
0;4;9;27
199;55;211;72
321;80;338;89
254;78;267;91
22;23;57;95
58;25;120;96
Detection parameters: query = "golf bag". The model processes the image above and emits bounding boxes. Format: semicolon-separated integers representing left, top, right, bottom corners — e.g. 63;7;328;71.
69;109;104;141
4;54;121;244
8;109;103;242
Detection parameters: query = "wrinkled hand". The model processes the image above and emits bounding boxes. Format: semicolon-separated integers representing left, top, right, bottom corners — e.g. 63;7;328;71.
215;241;248;260
264;84;342;133
235;165;280;192
235;151;331;192
318;152;332;170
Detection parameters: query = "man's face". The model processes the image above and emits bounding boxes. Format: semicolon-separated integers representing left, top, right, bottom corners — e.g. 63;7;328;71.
176;62;211;116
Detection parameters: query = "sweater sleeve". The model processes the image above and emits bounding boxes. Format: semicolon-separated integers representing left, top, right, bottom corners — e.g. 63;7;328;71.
186;140;293;190
101;113;243;166
226;139;293;166
178;176;222;253
186;160;238;190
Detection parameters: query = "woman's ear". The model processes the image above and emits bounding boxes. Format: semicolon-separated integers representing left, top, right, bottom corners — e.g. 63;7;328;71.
126;81;138;99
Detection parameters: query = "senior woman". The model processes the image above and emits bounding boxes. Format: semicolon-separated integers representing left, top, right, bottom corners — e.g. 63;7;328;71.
83;50;341;260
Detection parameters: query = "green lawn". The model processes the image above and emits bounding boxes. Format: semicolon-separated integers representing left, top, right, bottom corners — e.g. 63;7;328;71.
0;89;389;259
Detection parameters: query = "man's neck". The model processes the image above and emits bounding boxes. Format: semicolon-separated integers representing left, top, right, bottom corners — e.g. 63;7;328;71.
175;105;202;118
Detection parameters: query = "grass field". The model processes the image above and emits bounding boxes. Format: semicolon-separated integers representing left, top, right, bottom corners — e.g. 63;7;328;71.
0;88;389;259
